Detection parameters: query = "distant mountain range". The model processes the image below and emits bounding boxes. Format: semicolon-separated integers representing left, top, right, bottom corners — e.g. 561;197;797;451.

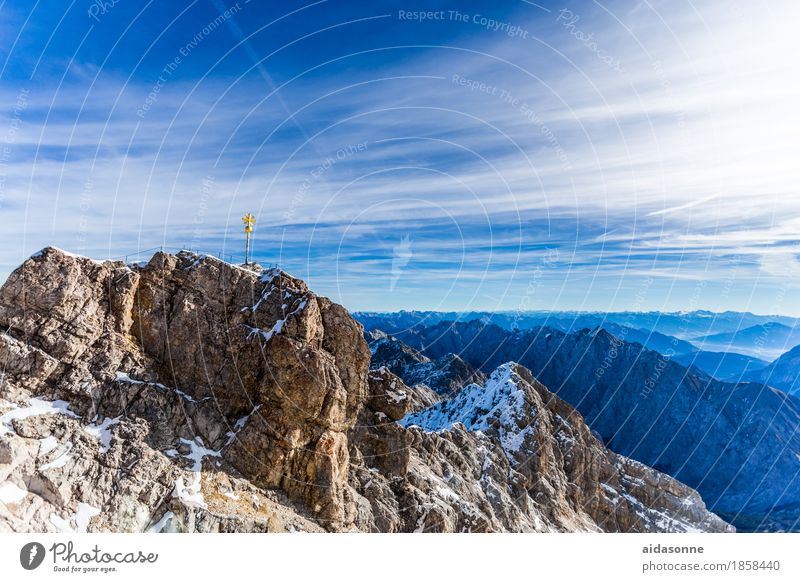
597;323;769;381
690;323;800;360
354;310;800;340
356;315;800;532
355;310;797;382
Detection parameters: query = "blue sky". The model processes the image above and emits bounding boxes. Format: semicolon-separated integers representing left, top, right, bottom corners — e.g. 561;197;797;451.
1;0;799;313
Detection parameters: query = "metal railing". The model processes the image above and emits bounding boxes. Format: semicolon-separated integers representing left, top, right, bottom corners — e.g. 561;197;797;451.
107;246;277;269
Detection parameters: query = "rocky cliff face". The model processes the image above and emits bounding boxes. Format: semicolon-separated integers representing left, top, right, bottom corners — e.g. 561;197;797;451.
0;248;731;532
367;331;485;397
380;320;800;531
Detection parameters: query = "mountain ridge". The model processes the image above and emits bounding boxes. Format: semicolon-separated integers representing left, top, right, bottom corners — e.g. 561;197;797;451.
744;345;800;395
0;247;731;533
364;318;800;531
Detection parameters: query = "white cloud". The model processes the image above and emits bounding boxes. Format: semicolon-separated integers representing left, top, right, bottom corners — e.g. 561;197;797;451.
1;0;798;313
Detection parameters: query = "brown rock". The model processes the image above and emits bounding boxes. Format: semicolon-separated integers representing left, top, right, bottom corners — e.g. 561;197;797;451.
0;248;733;533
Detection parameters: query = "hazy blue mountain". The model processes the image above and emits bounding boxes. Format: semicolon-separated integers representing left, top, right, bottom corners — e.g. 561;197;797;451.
374;320;800;532
357;312;773;381
673;351;770;383
600;322;696;354
744;345;800;394
355;310;800;343
690;322;800;360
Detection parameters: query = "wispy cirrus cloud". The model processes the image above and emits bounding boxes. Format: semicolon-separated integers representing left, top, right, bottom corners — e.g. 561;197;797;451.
0;0;798;313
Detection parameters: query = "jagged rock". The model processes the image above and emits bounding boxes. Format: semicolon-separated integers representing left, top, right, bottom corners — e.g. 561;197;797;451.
367;332;485;397
0;248;366;531
383;319;800;531
354;363;731;533
0;247;732;533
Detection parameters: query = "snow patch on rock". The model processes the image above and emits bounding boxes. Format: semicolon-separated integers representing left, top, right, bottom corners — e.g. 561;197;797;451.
84;416;121;454
148;511;176;533
0;481;28;504
399;363;537;460
0;398;77;435
172;438;222;510
39;442;74;471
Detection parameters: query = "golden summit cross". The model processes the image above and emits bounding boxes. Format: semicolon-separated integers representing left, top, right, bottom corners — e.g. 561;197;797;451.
242;213;256;265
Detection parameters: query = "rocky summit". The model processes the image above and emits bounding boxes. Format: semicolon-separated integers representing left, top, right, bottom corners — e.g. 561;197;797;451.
0;248;732;532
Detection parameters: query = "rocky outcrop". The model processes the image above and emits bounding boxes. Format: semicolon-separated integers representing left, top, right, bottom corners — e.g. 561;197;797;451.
0;247;364;531
370;363;730;532
129;250;369;526
382;319;800;531
0;248;732;533
367;332;485;396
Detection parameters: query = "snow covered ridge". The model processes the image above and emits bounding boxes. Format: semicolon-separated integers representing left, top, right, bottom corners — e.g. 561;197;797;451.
395;361;732;533
400;363;521;431
400;362;537;459
29;246;106;266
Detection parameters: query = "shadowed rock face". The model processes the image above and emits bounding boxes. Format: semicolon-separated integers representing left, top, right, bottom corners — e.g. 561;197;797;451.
367;332;485;397
0;247;731;533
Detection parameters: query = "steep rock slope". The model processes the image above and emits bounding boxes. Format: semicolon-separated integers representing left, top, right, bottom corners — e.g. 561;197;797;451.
393;364;731;533
0;247;366;531
0;248;730;533
348;364;730;532
367;331;485;396
389;320;800;531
